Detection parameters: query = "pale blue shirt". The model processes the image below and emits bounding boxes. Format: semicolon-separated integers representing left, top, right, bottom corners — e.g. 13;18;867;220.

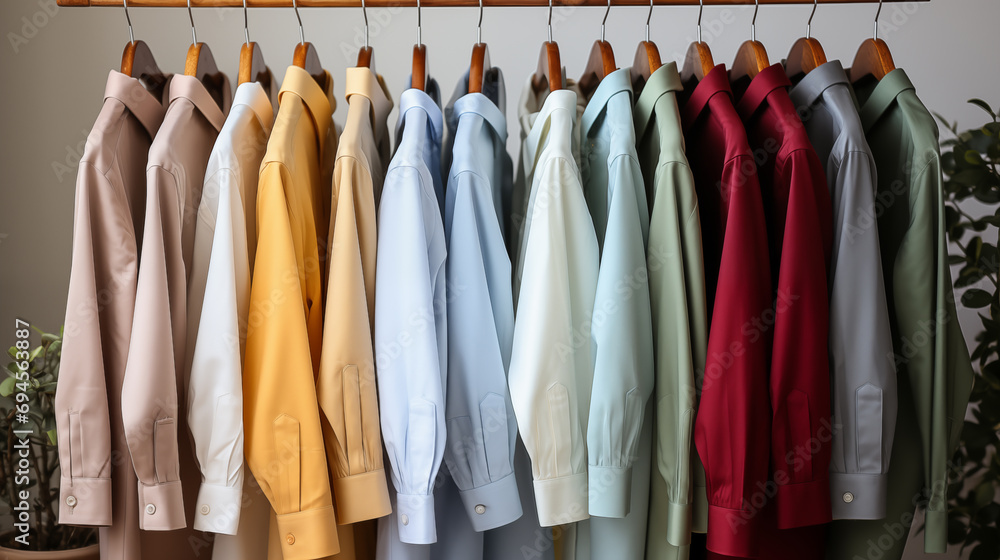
374;81;448;545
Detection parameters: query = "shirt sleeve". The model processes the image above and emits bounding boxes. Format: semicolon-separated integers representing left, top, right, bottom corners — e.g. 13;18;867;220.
827;150;897;520
243;163;339;560
318;155;391;525
443;171;522;531
55;162;115;527
509;156;599;527
587;153;654;518
374;164;448;545
694;154;772;558
120;165;186;531
646;160;708;546
186;170;248;535
768;149;834;529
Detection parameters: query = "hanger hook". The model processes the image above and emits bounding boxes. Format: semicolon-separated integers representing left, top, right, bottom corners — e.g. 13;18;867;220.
873;0;883;41
477;0;484;44
243;0;250;45
416;0;421;46
123;0;134;44
187;0;197;45
645;0;653;43
696;0;704;44
751;0;759;43
362;0;369;50
601;0;611;43
806;0;817;39
547;0;553;43
292;0;304;44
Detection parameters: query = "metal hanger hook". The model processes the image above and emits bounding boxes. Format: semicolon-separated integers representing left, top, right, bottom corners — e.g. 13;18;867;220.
477;0;484;44
645;0;653;43
292;0;304;44
362;0;369;49
807;0;817;39
601;0;611;43
416;0;421;46
696;0;704;44
187;0;197;45
547;0;553;43
243;0;250;45
123;0;134;44
751;0;759;43
873;0;883;41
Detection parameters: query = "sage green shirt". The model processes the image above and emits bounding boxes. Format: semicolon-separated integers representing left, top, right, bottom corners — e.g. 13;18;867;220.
632;62;710;559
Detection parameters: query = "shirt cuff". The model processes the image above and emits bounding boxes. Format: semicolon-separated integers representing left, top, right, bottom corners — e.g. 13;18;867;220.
705;504;757;558
457;472;523;531
588;464;632;518
193;483;243;534
58;476;112;527
275;506;340;560
665;500;692;547
775;477;832;529
137;480;186;530
332;468;392;524
829;472;888;520
395;493;436;544
532;472;589;527
923;507;948;554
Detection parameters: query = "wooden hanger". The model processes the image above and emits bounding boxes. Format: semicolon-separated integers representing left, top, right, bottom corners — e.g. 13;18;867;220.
730;0;770;84
680;0;715;84
184;1;226;109
469;0;491;94
631;0;662;95
120;1;168;100
850;1;895;85
237;0;272;88
411;0;427;91
578;0;617;100
785;0;827;82
531;1;562;95
290;0;326;88
356;0;377;74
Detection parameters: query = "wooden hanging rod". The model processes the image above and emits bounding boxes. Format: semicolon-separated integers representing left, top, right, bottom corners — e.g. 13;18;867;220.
57;0;929;8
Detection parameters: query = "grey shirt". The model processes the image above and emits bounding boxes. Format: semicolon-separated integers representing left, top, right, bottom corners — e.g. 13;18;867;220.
788;60;897;520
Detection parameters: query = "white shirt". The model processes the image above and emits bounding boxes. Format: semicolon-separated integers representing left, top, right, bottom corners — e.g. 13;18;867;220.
185;82;273;546
509;79;599;527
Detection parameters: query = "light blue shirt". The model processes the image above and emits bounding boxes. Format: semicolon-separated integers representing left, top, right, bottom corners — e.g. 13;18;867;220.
441;68;523;531
374;81;448;546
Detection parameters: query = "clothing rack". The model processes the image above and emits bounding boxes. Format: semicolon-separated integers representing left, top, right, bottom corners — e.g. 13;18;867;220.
57;0;928;8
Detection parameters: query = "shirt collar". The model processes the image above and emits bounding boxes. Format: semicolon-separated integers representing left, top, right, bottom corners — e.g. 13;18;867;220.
278;65;334;145
633;61;682;143
734;63;792;121
787;60;849;112
345;66;394;134
168;74;229;132
453;91;508;144
104;70;166;138
395;82;444;143
858;68;915;133
580;67;633;136
232;81;275;136
681;64;733;131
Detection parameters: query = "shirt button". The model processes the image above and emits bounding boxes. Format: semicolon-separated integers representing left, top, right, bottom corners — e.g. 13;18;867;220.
200;505;211;515
145;504;156;515
65;496;77;507
286;534;295;545
475;505;487;515
843;492;855;504
401;514;409;526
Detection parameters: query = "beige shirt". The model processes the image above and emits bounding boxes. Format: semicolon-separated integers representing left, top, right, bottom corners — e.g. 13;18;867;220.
55;70;166;560
122;73;230;533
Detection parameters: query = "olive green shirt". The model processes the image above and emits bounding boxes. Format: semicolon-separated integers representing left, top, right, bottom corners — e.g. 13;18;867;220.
830;69;973;558
632;62;710;560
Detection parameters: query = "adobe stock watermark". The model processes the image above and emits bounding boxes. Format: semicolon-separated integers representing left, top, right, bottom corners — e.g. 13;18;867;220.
337;4;405;63
7;0;60;54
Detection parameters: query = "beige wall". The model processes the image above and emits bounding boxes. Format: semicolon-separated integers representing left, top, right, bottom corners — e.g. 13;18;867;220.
1;1;998;557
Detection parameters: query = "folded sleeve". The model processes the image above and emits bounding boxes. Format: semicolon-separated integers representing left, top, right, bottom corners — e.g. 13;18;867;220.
768;149;834;529
121;165;186;531
508;157;599;527
243;163;339;560
646;160;708;546
187;170;248;535
827;150;897;520
374;164;448;545
694;155;772;558
55;162;116;527
443;171;522;531
587;153;654;518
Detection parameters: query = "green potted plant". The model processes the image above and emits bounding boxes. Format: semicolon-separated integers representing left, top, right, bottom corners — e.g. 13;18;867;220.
939;99;1000;560
1;325;97;558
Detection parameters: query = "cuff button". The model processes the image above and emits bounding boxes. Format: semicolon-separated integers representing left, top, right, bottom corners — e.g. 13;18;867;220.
145;504;156;515
200;505;211;515
475;505;487;515
65;495;77;507
286;534;295;545
401;514;409;526
842;492;855;503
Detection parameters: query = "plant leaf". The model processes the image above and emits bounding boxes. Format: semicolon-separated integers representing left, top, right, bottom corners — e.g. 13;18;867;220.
963;289;994;308
0;376;16;397
968;98;998;120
